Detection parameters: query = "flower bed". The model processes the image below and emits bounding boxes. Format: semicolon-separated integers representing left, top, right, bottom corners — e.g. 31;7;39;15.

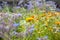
0;8;60;40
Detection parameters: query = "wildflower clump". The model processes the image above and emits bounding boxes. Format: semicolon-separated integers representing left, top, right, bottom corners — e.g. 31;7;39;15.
0;9;60;40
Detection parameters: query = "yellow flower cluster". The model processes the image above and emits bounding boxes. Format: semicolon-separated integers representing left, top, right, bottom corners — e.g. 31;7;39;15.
26;16;34;22
55;21;60;25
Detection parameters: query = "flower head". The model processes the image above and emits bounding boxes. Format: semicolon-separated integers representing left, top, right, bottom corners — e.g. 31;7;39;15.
13;23;20;27
48;27;53;31
55;21;60;25
26;17;34;22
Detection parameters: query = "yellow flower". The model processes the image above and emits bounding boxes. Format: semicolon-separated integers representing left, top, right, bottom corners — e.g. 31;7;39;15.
55;12;60;16
31;16;34;18
48;27;53;31
48;12;52;14
55;21;60;25
46;16;50;20
45;21;48;27
26;17;34;22
45;16;50;21
41;13;46;17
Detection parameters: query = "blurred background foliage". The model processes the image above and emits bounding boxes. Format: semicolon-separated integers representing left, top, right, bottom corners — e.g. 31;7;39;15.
0;0;59;12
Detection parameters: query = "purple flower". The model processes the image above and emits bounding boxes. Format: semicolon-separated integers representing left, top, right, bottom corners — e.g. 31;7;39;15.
44;35;48;39
35;0;43;8
11;31;18;36
13;31;18;35
27;24;35;33
27;4;33;10
25;1;34;10
46;1;55;5
28;27;34;32
13;23;20;27
0;24;4;31
36;2;43;7
17;13;22;17
13;13;22;18
46;1;56;7
4;26;10;32
15;6;21;9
